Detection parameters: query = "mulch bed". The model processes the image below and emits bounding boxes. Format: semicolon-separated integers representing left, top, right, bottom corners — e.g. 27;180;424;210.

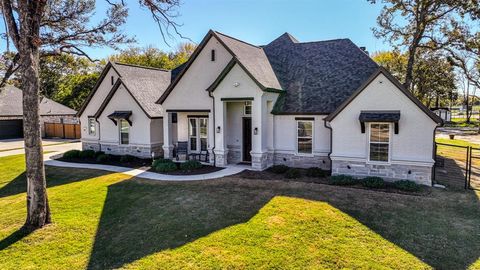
148;165;224;175
57;155;224;175
58;156;152;169
237;169;431;196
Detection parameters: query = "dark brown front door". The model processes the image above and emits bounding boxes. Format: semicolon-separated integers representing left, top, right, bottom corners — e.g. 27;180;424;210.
242;117;252;162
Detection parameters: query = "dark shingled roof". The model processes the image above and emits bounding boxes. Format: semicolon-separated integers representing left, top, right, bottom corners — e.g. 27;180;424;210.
262;33;379;114
0;85;77;116
111;63;172;118
359;111;401;122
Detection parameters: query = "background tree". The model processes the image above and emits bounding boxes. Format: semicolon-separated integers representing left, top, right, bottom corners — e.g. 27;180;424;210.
108;43;195;69
0;0;185;230
370;0;466;90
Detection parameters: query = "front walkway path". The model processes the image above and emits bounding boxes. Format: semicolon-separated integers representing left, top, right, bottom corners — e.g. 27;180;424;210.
44;153;247;181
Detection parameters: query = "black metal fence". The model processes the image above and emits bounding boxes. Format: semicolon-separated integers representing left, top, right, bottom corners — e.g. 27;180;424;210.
435;142;480;190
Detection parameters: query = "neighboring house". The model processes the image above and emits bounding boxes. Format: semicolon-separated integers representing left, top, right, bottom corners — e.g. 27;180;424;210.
0;85;78;139
431;107;451;122
80;30;442;185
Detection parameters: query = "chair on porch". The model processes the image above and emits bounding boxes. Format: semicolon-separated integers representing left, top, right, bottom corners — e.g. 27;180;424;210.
175;141;189;161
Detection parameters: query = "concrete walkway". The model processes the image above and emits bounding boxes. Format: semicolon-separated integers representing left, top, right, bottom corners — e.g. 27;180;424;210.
44;153;247;181
0;141;81;157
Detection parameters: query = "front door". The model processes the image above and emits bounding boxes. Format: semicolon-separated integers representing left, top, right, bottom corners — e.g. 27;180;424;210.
242;117;252;162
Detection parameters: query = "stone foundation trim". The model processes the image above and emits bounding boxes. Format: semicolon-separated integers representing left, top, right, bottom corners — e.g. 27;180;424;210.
251;151;269;170
331;159;432;186
214;149;228;166
82;141;163;159
273;152;330;170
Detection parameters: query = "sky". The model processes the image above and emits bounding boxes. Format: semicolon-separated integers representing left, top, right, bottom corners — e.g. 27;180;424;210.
1;0;392;59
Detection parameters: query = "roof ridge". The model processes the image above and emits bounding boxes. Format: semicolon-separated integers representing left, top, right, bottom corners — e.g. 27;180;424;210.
113;62;171;72
296;38;350;45
213;31;262;49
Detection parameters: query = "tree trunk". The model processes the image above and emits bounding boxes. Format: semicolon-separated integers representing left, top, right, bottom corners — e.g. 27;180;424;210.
21;49;51;230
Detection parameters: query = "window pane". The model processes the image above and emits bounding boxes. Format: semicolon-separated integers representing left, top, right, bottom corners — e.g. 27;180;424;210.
189;119;197;136
200;138;207;151
200;118;208;138
370;123;389;143
297;121;312;137
244;102;252;115
120;120;129;144
369;143;388;162
298;138;312;154
190;137;197;151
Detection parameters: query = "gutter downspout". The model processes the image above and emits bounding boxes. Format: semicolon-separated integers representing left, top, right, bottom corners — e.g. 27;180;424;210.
208;90;216;167
431;121;443;186
324;119;333;173
95;118;102;152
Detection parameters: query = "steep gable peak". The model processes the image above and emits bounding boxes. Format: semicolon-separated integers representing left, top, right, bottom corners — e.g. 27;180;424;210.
268;32;299;46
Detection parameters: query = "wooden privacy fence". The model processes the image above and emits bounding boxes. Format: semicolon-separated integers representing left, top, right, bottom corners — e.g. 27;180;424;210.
44;123;81;139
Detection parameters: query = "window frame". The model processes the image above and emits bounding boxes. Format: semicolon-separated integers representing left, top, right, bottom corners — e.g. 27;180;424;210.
188;117;208;153
87;117;96;136
119;119;130;145
296;120;314;156
367;122;392;164
211;49;216;61
244;101;252;116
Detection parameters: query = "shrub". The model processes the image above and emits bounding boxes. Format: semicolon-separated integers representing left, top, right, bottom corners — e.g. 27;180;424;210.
305;167;327;178
152;158;173;167
285;168;301;179
393;180;420;192
96;154;111;163
155;162;178;173
328;175;357;185
362;176;386;189
79;150;96;159
63;150;81;159
269;165;290;174
180;160;202;171
94;151;105;158
120;155;135;163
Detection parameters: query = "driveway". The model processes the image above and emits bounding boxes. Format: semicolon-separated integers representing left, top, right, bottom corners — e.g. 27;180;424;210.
0;139;81;157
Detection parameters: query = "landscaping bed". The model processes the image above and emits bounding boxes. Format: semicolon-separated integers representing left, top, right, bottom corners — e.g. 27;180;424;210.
58;149;223;175
238;165;429;195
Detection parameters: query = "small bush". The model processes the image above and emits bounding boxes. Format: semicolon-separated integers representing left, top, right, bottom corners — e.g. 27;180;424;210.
155;162;178;173
328;175;357;185
94;151;105;158
152;158;173;167
120;155;135;163
394;180;420;192
96;154;111;163
63;150;81;159
269;165;290;174
362;176;386;189
180;160;202;171
285;168;301;179
305;167;327;178
79;150;96;159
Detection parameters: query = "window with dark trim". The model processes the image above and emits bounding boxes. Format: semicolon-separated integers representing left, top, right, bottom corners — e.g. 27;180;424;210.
88;117;96;136
211;49;215;61
297;120;313;154
368;123;390;162
172;113;178;124
244;101;252;115
111;76;114;85
119;119;130;145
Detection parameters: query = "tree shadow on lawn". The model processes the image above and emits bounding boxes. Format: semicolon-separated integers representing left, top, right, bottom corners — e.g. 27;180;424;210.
87;165;480;270
0;227;32;251
0;166;108;198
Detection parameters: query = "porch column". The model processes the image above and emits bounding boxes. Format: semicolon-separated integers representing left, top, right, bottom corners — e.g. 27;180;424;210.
251;97;269;170
213;101;228;166
208;112;215;164
162;112;174;159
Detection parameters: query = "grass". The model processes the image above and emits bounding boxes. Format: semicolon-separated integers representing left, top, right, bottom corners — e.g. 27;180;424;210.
436;138;480;148
447;118;480;128
0;155;480;269
0;141;75;153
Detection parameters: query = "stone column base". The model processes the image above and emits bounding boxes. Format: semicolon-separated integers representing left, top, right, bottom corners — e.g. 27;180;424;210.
162;145;174;159
214;149;228;166
251;152;269;170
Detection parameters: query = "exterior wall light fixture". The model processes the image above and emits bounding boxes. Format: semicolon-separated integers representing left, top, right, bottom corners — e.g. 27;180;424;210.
216;126;221;133
253;127;258;135
233;82;240;87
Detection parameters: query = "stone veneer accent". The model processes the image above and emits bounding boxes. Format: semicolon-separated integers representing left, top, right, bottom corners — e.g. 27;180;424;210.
227;145;242;164
331;160;432;186
273;153;330;170
251;152;272;170
82;142;163;159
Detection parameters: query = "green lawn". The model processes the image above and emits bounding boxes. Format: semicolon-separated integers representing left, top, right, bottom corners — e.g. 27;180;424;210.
1;155;480;269
436;138;480;148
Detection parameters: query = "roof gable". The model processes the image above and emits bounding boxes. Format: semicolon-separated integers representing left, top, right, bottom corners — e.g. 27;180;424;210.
324;67;442;124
